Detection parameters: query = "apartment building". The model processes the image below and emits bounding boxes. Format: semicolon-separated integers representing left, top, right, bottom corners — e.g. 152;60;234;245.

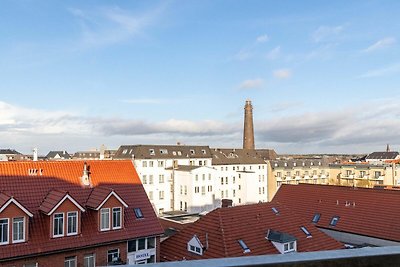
211;148;269;205
0;161;163;266
114;145;213;215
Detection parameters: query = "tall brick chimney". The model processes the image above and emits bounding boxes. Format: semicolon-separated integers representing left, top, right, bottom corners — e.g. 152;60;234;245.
243;100;255;150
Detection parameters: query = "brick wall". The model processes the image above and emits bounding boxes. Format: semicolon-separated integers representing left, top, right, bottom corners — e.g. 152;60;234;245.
1;241;127;267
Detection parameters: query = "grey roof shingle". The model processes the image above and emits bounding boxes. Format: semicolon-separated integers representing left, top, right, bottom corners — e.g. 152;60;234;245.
114;145;212;159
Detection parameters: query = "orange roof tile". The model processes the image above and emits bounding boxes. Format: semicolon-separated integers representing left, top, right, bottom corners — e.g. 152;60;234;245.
0;160;163;262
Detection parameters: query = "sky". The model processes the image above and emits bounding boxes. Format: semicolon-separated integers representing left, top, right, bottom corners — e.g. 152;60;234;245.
1;0;400;155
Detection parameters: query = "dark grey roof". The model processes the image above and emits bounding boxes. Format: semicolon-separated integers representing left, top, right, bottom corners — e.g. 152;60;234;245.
0;149;21;155
165;165;204;172
45;150;71;159
211;148;267;165
114;145;212;159
366;152;399;160
73;151;100;159
270;159;328;169
266;229;297;243
329;163;389;169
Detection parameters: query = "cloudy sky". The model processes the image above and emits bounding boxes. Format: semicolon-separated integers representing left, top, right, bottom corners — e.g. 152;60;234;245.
1;0;400;154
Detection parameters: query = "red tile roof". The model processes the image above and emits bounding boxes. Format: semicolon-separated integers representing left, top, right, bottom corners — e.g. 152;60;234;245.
0;160;163;261
39;189;85;215
272;184;400;242
160;202;343;261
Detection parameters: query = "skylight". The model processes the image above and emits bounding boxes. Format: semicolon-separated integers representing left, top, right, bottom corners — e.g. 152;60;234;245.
312;213;321;223
330;216;340;226
149;149;155;156
238;239;250;253
300;226;312;238
134;208;144;219
271;207;279;215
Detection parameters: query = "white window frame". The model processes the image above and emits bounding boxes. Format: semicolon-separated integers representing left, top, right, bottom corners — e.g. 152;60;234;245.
107;248;120;264
67;211;78;236
53;213;64;238
100;208;110;231
64;256;77;267
84;253;96;267
12;217;25;243
112;207;122;229
0;218;9;245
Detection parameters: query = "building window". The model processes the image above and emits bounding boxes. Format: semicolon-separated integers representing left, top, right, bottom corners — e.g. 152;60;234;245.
208;185;213;192
201;186;205;195
158;161;164;167
149;175;154;184
12;217;24;243
84;254;95;267
238;239;250;253
233;177;236;184
107;249;120;264
0;218;9;245
225;177;228;184
375;171;381;178
64;256;76;267
67;212;78;236
142;175;147;184
330;216;340;226
134;208;144;219
233;189;236;197
312;213;321;223
149;161;154;167
148;191;153;200
184;185;187;195
159;191;164;200
277;172;281;177
195;174;199;181
195;186;200;193
149;149;155;155
284;241;296;253
159;174;165;183
53;213;64;237
112;207;122;229
100;208;110;231
142;161;147;167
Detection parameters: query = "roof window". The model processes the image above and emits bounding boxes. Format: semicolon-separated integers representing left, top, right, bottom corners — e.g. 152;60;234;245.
177;151;182;156
238;239;250;253
172;151;177;156
202;149;206;154
160;149;168;155
122;149;128;154
134;208;144;219
312;213;321;223
271;207;279;215
149;149;155;156
330;216;340;226
190;149;195;155
300;226;312;238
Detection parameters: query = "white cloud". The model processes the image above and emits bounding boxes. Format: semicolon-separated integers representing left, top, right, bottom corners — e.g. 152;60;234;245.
69;4;166;48
357;63;400;78
256;34;269;43
362;37;396;53
266;46;281;60
233;49;252;61
238;78;264;89
273;69;291;79
312;25;343;43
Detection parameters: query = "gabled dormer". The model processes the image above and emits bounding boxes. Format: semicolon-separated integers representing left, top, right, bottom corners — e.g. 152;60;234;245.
0;192;33;245
187;235;204;255
86;187;128;232
39;190;85;238
266;229;297;254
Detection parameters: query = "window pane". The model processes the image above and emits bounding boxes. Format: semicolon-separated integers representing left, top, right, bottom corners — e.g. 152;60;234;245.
147;237;155;249
101;208;110;230
84;254;95;267
0;219;8;243
107;249;120;263
112;208;121;228
67;212;77;234
54;213;64;236
138;238;146;250
13;217;24;241
128;240;137;252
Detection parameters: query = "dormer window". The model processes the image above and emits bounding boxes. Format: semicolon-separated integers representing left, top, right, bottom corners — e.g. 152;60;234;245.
53;213;64;237
202;149;206;154
0;218;9;245
12;217;25;243
187;235;204;255
112;207;122;229
160;149;168;154
100;208;110;231
149;149;155;156
190;149;195;155
67;212;78;236
284;241;296;253
266;229;297;254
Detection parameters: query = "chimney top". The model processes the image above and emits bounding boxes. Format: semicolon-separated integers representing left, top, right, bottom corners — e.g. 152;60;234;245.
81;162;92;187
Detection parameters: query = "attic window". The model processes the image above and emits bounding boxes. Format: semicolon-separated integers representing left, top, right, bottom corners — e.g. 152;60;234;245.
238;239;250;253
293;162;297;166
187;235;203;255
318;161;321;166
188;245;202;255
202;149;206;154
300;226;312;238
160;149;168;155
330;216;340;226
149;149;155;156
172;151;177;156
134;208;144;219
311;162;314;166
284;162;287;167
274;163;278;167
312;213;321;223
283;241;296;253
177;151;182;156
190;149;195;155
271;207;279;215
122;149;128;154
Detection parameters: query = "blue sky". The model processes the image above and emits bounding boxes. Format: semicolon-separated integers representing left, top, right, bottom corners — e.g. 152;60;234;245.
1;0;400;154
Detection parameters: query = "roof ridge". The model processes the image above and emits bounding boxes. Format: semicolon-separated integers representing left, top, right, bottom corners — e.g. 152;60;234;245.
217;208;230;257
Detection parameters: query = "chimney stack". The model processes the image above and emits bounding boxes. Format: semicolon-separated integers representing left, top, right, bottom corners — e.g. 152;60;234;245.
243;100;255;150
33;148;38;161
81;162;92;187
